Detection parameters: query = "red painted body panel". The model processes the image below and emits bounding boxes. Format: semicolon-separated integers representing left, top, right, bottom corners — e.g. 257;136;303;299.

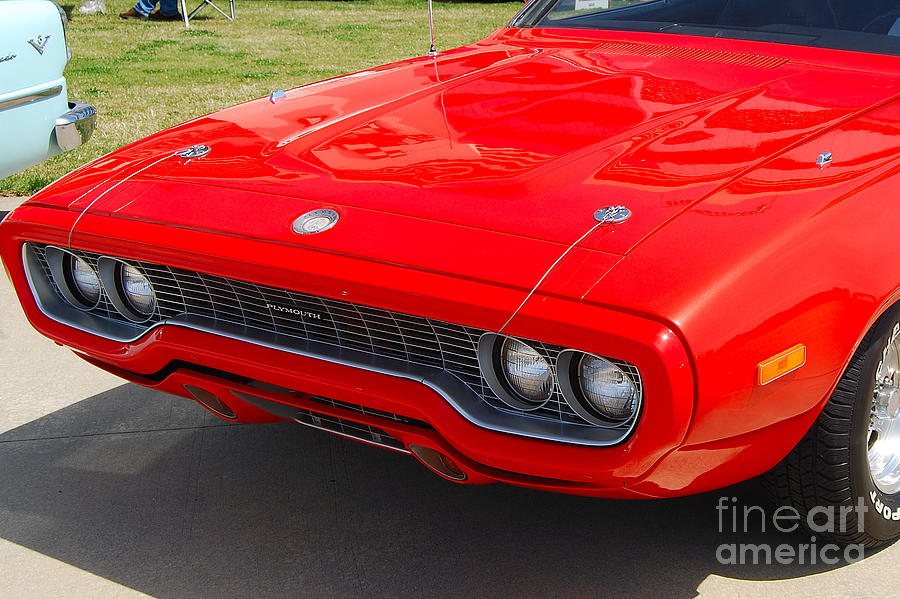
4;27;900;497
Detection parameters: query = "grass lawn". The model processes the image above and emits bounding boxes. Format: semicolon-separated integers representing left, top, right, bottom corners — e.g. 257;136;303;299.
1;0;521;196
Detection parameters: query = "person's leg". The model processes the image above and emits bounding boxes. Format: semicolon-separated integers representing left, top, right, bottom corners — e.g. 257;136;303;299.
145;0;181;19
158;0;179;16
120;0;155;18
134;0;157;15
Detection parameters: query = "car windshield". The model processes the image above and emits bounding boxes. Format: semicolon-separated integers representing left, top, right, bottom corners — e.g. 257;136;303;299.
516;0;900;55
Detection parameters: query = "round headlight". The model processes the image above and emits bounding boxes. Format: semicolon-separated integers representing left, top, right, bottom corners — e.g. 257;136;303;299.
119;264;155;317
68;255;101;306
500;337;553;403
577;354;638;422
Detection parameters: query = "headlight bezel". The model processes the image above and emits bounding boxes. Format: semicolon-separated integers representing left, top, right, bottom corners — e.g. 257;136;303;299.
477;333;555;411
557;349;643;426
45;247;102;310
478;333;643;426
97;257;157;323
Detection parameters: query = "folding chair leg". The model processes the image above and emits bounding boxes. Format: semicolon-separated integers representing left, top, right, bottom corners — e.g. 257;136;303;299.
183;0;235;25
204;0;232;20
188;1;206;19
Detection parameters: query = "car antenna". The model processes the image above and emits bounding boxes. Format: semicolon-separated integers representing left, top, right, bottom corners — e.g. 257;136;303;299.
426;0;438;56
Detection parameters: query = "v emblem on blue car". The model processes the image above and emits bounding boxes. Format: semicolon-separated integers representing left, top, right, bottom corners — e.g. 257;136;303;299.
28;35;50;55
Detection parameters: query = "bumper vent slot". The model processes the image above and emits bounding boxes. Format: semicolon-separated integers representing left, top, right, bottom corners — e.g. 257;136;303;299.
307;395;429;428
294;408;407;452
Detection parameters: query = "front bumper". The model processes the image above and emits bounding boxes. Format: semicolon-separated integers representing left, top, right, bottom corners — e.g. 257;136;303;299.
73;333;649;497
55;101;96;152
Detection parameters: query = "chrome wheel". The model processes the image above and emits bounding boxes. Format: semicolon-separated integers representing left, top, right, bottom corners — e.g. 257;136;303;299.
869;332;900;495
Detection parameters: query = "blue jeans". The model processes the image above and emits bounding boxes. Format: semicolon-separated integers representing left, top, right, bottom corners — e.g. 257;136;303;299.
134;0;178;16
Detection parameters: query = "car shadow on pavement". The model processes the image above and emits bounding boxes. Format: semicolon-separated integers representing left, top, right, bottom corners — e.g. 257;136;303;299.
0;383;884;598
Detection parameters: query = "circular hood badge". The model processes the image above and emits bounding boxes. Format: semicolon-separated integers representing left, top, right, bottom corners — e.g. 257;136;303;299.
594;206;631;224
292;209;340;235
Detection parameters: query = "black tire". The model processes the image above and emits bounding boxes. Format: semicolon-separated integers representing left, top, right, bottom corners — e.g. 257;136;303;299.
763;309;900;547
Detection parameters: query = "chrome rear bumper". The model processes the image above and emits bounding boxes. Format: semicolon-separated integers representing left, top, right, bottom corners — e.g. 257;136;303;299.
55;101;97;152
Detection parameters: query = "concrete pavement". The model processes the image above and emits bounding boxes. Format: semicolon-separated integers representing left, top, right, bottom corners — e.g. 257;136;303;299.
0;197;24;212
1;196;899;598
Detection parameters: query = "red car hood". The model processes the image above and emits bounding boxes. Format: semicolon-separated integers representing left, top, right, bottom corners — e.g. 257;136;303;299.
32;28;900;293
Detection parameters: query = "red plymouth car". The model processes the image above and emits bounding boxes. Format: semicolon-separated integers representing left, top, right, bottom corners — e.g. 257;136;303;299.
3;0;900;547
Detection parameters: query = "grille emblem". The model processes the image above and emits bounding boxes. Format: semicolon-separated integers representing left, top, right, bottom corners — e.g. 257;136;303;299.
266;303;323;320
292;209;340;235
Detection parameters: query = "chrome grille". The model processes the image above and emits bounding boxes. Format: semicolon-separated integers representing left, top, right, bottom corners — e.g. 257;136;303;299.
31;244;640;431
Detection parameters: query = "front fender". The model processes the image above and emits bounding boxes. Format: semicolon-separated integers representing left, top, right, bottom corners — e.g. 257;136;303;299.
585;99;900;493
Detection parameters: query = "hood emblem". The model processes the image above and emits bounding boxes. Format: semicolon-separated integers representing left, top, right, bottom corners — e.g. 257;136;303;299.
594;206;632;224
28;35;50;55
816;151;833;170
177;145;211;159
292;209;340;235
0;53;16;63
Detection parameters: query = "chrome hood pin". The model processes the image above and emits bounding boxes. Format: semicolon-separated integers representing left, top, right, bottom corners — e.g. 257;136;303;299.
269;90;286;104
177;145;211;159
816;151;833;170
594;206;632;224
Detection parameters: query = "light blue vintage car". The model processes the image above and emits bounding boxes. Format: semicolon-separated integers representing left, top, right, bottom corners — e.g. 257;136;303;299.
0;0;97;179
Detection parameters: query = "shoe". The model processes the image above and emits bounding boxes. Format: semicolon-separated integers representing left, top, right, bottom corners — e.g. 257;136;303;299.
149;9;182;21
118;7;147;19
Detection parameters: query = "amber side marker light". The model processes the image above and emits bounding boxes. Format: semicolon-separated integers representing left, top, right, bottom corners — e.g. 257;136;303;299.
758;344;807;386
